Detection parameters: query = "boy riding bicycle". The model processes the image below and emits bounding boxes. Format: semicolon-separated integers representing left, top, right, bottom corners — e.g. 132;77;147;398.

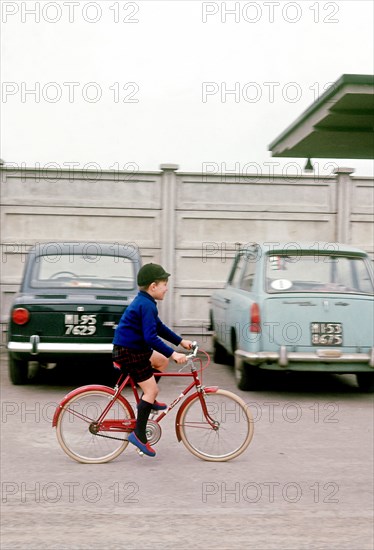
112;263;193;457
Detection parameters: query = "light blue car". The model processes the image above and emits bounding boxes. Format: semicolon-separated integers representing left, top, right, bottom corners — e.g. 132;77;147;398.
209;242;374;392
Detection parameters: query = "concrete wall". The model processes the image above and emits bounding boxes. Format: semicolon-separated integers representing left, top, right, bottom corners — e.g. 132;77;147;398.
1;164;373;346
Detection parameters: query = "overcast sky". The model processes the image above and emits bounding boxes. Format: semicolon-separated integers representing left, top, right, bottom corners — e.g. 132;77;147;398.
1;0;373;177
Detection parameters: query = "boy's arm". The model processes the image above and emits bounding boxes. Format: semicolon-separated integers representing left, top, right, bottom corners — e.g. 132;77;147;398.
141;306;177;357
157;321;193;363
156;320;182;347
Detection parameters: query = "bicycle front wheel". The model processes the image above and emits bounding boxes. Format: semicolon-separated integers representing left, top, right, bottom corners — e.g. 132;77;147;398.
56;390;132;464
178;389;254;461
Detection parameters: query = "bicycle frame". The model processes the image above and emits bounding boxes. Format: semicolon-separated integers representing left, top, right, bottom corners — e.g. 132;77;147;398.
52;353;219;440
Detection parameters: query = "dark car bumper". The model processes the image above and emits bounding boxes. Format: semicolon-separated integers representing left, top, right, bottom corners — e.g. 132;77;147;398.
8;336;113;355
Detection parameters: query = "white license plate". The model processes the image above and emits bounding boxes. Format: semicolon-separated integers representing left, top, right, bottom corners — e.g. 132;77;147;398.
64;314;97;335
311;322;343;345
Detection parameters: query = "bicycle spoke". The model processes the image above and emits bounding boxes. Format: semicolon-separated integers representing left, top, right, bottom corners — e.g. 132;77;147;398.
180;422;217;430
62;406;94;424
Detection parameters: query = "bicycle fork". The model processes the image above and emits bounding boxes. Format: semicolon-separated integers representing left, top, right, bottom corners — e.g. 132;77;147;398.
174;385;219;442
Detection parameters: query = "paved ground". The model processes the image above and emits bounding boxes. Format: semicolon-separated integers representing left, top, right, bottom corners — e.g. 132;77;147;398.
1;349;373;549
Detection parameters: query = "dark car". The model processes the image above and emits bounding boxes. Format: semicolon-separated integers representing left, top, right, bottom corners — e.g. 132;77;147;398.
7;242;141;384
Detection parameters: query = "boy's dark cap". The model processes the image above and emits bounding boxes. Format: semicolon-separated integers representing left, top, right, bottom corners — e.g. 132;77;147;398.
137;263;170;286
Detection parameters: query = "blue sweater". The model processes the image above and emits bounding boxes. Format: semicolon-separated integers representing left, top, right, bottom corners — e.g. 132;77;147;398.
113;291;182;357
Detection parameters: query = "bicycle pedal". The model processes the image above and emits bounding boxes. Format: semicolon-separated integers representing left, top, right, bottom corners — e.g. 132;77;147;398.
136;449;144;457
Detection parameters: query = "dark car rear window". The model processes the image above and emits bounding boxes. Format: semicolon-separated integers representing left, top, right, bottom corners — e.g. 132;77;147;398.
30;254;135;290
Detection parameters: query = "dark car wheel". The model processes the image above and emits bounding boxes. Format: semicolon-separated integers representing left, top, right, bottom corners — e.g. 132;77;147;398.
213;336;229;364
356;373;374;393
234;357;263;391
9;355;29;385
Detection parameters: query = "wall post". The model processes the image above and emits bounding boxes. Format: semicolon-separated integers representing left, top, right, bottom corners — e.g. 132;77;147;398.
334;167;355;244
159;163;179;329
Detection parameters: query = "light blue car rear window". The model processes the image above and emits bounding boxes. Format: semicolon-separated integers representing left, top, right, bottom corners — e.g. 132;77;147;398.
265;254;374;294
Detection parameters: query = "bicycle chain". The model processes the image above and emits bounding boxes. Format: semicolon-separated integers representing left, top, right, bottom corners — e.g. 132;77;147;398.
94;432;128;442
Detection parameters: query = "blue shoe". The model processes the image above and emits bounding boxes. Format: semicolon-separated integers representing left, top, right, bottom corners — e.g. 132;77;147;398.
137;399;167;411
151;400;167;411
128;432;156;457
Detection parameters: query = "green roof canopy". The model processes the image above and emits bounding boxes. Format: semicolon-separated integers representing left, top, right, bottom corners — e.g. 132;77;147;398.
269;74;374;160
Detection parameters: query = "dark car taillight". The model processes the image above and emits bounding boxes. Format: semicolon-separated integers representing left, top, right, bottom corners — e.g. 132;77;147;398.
12;308;30;325
250;303;261;333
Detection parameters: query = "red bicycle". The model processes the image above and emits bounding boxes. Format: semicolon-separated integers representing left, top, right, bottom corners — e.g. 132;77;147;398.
53;343;254;463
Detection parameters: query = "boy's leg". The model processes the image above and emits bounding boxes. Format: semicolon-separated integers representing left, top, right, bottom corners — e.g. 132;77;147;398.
138;375;159;403
151;351;168;387
150;350;168;372
139;357;167;410
132;375;158;444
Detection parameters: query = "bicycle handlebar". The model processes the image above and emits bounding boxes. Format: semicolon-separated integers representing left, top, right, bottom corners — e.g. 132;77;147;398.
185;341;198;361
178;341;210;373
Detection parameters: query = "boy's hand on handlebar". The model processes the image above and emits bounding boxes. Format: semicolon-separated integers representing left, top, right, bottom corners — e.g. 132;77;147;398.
172;351;188;364
180;339;194;350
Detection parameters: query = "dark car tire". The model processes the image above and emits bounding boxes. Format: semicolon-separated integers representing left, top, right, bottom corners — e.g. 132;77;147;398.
356;373;374;393
234;357;263;391
9;355;29;385
212;336;229;365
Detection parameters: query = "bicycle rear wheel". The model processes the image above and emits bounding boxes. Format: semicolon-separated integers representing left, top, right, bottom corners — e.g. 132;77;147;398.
178;389;254;461
56;389;132;464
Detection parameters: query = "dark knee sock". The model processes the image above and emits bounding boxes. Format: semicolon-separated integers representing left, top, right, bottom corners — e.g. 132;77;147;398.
135;399;153;443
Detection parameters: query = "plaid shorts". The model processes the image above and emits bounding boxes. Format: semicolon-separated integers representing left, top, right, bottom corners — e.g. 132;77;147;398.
112;345;153;383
